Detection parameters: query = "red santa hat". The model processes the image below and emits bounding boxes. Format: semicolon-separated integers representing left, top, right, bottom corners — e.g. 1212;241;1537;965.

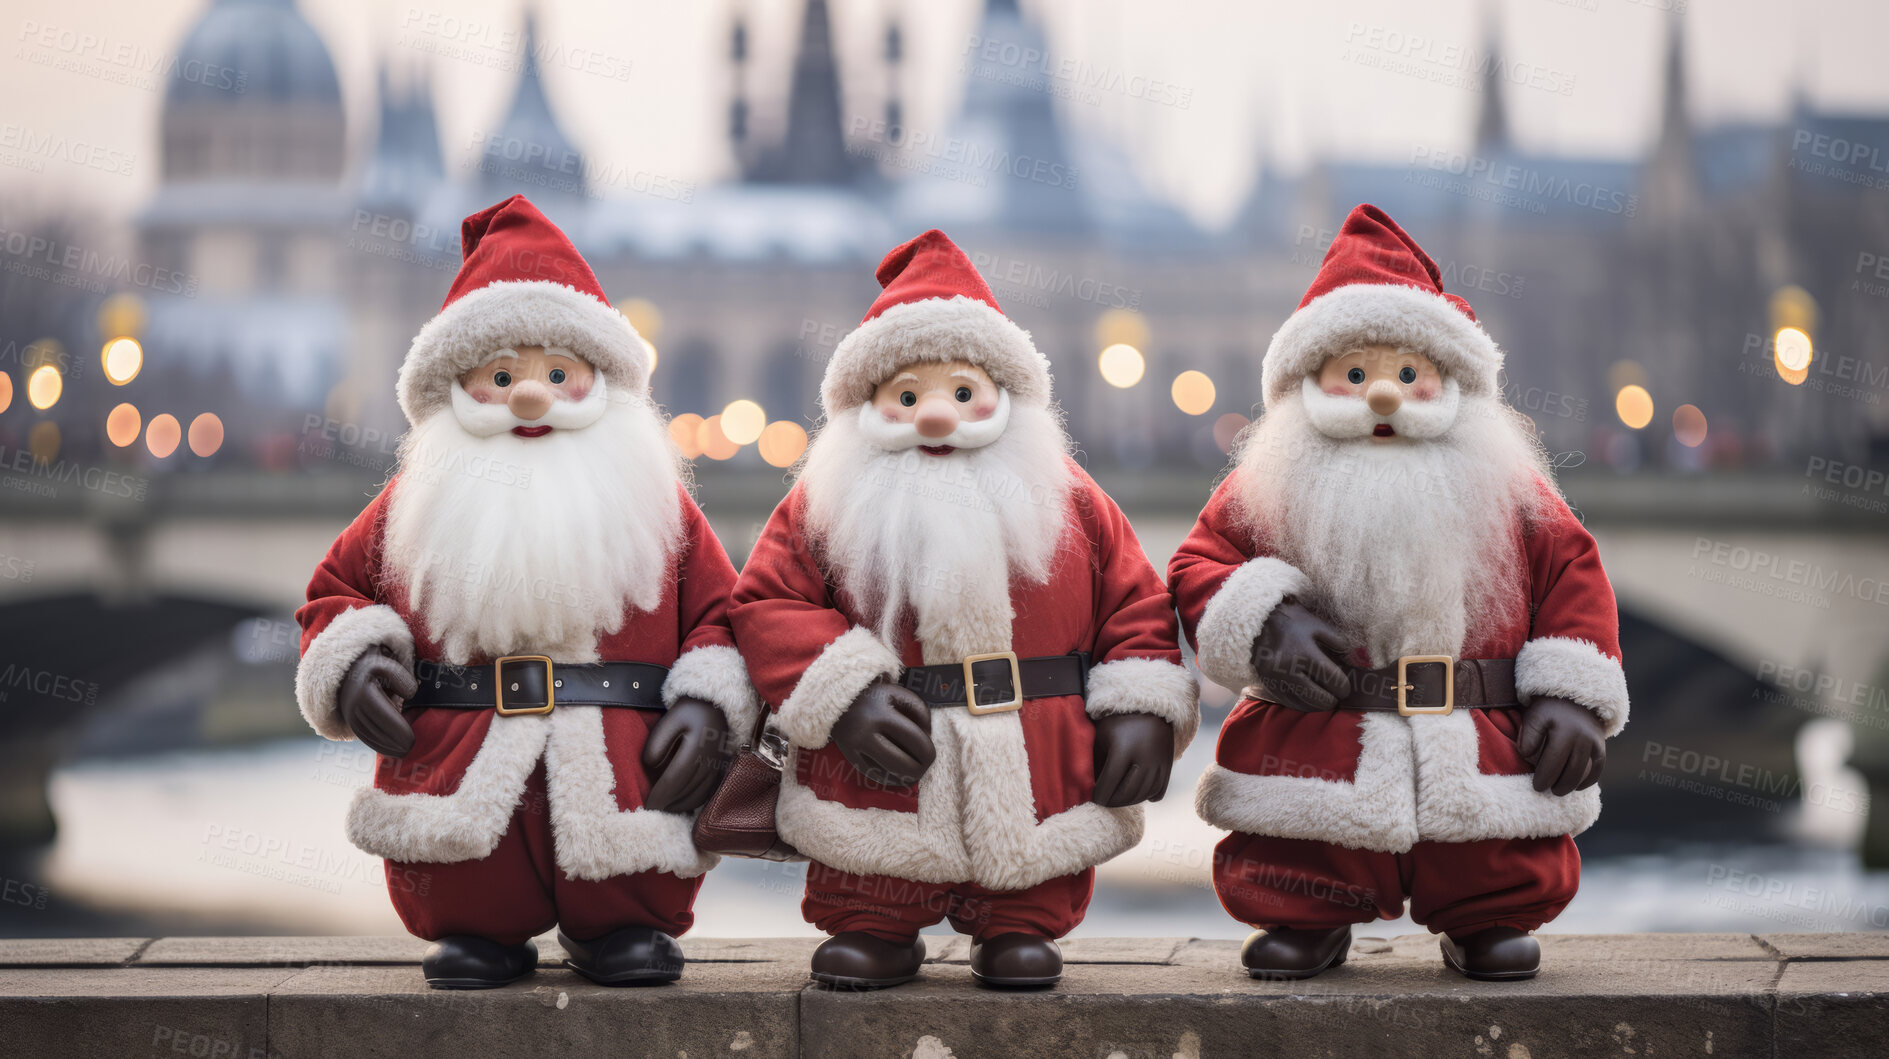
1262;203;1502;404
397;195;649;424
821;229;1051;414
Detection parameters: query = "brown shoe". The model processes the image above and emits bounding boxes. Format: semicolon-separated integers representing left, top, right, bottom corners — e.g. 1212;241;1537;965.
1440;927;1540;981
969;933;1062;989
809;932;926;990
1240;925;1352;980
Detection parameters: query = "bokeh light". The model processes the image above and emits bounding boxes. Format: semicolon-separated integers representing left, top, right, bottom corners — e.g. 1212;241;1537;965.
146;413;182;458
669;413;704;458
97;292;146;339
1672;404;1708;448
1212;412;1250;454
0;371;11;414
1773;327;1812;385
757;420;809;468
696;414;740;460
1615;384;1654;430
102;337;143;385
1098;344;1145;388
1093;307;1150;352
106;403;141;447
188;413;224;457
1171;370;1216;415
28;421;59;464
621;298;664;342
720;399;766;445
26;365;62;410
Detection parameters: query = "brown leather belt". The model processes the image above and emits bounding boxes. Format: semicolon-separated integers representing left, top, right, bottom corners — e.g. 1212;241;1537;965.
1331;656;1519;715
899;652;1089;716
405;657;670;715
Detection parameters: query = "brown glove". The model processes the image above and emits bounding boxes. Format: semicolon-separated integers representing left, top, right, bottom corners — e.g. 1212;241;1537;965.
1249;600;1352;712
336;647;419;758
830;680;935;788
1518;695;1607;796
641;697;734;813
1091;712;1174;807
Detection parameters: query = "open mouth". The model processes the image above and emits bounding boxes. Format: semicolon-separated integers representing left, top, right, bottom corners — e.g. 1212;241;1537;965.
1372;424;1395;438
512;425;553;438
919;444;956;456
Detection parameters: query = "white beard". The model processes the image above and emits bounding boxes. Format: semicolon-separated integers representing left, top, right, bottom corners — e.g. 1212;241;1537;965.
1231;384;1550;665
796;399;1075;663
382;390;684;664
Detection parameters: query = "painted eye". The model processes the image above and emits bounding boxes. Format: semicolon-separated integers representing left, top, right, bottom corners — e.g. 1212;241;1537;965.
899;391;917;407
493;370;512;387
955;386;973;403
1346;367;1365;385
1399;366;1417;384
549;368;567;384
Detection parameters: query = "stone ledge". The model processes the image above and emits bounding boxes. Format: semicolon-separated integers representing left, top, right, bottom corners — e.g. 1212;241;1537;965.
0;934;1883;1058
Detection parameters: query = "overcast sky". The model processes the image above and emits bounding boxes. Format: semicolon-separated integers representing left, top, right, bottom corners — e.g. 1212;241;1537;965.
6;0;1887;227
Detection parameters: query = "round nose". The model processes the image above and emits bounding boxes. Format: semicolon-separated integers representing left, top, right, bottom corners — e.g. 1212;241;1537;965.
508;380;555;421
913;394;961;439
1365;379;1403;416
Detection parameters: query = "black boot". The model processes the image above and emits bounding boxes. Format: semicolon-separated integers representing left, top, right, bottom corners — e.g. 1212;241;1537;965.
969;933;1062;989
809;932;926;990
1440;927;1540;981
422;935;538;990
558;925;685;985
1240;925;1351;980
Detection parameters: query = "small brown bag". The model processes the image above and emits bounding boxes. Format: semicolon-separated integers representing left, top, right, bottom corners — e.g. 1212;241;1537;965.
692;711;802;861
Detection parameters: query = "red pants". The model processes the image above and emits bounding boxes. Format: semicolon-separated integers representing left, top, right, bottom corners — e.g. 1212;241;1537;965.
802;861;1094;943
385;763;701;947
1214;832;1580;936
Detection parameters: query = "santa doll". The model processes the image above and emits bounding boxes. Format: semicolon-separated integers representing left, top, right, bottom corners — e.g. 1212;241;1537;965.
293;195;758;989
729;230;1198;990
1169;204;1626;982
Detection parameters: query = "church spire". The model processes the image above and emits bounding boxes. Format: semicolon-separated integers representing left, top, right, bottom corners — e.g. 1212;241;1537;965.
1474;12;1508;153
746;0;860;185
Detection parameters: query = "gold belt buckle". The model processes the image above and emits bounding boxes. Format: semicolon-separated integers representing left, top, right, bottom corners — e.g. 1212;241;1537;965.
962;651;1023;715
1395;655;1454;716
493;654;555;715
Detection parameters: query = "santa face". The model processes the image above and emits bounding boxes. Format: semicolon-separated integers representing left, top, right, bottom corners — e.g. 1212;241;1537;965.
859;360;1009;456
1302;344;1460;443
1233;346;1547;665
797;359;1072;659
385;358;682;664
453;346;608;438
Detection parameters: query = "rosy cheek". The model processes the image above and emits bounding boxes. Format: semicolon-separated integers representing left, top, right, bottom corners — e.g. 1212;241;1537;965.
563;377;591;401
1410;382;1439;400
970;400;996;419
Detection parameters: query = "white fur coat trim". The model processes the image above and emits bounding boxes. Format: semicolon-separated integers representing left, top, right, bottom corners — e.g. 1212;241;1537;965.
1516;636;1631;737
664;644;764;741
1194;713;1419;853
774;625;903;750
1192;557;1308;695
344;708;715;878
1084;656;1202;756
1263;282;1502;403
295;604;415;742
778;704;1143;890
821;295;1052;415
1194;710;1601;853
398;279;650;425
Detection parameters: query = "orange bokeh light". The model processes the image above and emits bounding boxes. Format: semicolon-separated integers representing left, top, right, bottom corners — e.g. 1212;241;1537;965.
1672;404;1708;448
696;415;740;460
669;413;704;458
146;413;181;458
106;403;141;447
757;421;809;468
188;413;224;457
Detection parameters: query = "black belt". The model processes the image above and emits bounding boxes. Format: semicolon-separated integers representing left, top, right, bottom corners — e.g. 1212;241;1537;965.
1330;656;1519;715
898;652;1089;714
406;657;670;715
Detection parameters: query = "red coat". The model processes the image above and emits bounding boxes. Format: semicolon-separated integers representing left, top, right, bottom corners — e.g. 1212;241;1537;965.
293;478;758;880
728;460;1199;891
1169;472;1628;852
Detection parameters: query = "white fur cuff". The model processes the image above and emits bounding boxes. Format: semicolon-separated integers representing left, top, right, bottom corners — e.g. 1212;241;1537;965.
295;604;415;741
1084;657;1201;755
1192;557;1309;694
1516;636;1631;737
775;626;904;750
664;644;764;741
